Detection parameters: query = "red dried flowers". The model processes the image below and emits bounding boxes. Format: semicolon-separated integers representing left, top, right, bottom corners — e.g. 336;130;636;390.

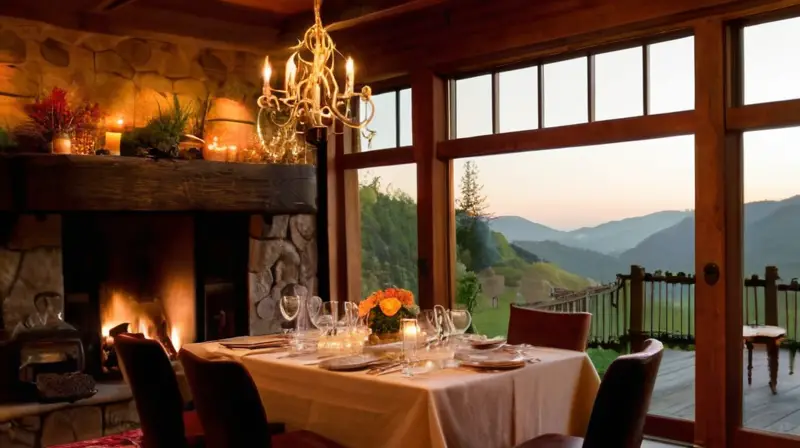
24;88;102;139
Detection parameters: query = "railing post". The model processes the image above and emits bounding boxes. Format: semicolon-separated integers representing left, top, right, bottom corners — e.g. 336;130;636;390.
630;265;645;353
765;266;779;326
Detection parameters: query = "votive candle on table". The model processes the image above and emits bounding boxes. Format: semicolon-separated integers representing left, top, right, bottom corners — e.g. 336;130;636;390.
105;117;124;156
401;318;419;360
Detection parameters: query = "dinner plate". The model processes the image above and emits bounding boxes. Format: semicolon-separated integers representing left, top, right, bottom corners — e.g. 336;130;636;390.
220;338;288;350
470;337;506;350
456;352;527;370
460;359;526;370
318;354;382;371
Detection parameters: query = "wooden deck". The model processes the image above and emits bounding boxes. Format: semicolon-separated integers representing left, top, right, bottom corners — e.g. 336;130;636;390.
651;348;800;434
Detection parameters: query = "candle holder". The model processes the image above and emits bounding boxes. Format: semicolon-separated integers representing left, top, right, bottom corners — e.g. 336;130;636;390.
401;318;419;377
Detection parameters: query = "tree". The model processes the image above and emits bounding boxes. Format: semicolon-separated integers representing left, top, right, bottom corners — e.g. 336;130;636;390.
456;161;492;219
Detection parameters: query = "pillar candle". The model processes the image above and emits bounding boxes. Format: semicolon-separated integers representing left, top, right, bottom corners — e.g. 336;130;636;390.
105;132;122;156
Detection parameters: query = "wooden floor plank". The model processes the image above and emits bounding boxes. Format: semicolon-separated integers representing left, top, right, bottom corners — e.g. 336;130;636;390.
650;348;800;435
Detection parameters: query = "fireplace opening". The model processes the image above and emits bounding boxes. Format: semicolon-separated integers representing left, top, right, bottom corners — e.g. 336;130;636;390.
99;288;186;374
63;213;198;379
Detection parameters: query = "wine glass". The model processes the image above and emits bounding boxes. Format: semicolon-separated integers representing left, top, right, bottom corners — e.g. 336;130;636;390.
279;295;300;322
419;310;440;343
435;305;454;342
312;301;337;336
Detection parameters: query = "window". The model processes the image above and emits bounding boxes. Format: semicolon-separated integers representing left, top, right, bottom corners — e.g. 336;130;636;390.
743;17;800;105
498;67;539;133
448;36;694;140
594;47;643;120
742;127;800;435
454;75;493;138
359;88;413;150
647;37;695;114
544;57;588;127
358;164;418;299
453;136;695;417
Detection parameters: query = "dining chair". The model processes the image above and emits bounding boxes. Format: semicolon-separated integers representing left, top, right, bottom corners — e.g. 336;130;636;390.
113;333;204;448
507;305;592;351
515;338;664;448
179;348;344;448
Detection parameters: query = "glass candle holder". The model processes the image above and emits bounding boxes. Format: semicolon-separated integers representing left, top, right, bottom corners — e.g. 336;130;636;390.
401;318;419;369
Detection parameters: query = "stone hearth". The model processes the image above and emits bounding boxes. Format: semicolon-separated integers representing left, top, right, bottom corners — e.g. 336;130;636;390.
0;382;137;447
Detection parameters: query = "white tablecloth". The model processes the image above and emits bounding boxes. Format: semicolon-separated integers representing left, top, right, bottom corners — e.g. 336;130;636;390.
183;340;600;448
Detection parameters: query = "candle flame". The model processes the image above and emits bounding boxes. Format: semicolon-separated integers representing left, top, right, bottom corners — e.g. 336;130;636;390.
116;117;124;126
263;56;271;82
346;57;354;77
285;54;297;90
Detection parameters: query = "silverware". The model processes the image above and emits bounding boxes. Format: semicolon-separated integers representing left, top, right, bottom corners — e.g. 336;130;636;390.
366;361;402;375
376;365;403;376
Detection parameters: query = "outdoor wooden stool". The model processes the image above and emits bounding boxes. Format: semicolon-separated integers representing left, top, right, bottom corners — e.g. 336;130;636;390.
743;325;786;395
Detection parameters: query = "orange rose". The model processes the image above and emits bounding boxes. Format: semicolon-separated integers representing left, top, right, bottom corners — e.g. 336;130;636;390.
397;289;414;306
358;297;377;317
378;297;402;317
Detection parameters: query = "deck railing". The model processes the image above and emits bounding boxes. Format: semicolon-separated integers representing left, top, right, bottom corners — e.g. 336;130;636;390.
529;265;800;353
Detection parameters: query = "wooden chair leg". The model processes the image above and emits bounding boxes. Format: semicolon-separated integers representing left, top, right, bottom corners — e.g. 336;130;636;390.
790;347;796;375
746;341;754;386
767;340;779;395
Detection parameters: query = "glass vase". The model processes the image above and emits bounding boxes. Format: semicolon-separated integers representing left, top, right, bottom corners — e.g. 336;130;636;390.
51;134;72;154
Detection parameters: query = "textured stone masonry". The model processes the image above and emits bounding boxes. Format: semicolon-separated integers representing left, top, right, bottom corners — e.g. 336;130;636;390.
0;16;263;130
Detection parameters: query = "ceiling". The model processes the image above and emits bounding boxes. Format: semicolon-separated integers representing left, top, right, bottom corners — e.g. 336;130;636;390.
0;0;442;52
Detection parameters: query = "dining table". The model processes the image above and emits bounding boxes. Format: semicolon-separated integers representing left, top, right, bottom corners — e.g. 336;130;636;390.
181;336;601;448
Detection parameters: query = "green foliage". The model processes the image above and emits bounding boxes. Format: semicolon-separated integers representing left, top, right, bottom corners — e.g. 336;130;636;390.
359;177;419;299
456;160;490;218
369;306;416;334
127;95;194;152
456;269;481;333
189;95;211;139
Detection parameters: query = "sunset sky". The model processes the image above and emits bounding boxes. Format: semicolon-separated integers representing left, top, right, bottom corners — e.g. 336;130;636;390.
359;18;800;230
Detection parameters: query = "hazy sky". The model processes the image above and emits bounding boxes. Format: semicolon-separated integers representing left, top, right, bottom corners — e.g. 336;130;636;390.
359;18;800;230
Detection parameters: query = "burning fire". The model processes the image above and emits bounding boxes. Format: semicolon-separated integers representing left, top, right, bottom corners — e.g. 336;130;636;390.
101;290;183;352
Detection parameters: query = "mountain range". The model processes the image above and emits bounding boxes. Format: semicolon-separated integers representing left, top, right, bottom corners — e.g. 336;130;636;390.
491;195;800;283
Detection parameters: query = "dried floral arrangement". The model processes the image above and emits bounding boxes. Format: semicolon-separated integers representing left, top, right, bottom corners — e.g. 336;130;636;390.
23;87;101;141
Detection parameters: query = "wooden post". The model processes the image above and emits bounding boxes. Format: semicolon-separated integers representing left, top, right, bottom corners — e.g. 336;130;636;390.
629;265;645;353
693;19;743;448
765;266;779;326
411;70;452;309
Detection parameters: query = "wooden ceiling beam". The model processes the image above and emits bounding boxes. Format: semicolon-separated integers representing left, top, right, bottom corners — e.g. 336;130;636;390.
322;0;785;83
135;0;284;28
0;1;276;52
87;0;139;13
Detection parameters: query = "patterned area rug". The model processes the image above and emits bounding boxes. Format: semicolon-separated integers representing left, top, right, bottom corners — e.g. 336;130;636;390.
49;429;143;448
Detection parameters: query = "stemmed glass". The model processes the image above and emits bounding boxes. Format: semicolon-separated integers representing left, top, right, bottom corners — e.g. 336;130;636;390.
280;294;322;350
419;310;440;343
449;308;472;349
312;301;338;336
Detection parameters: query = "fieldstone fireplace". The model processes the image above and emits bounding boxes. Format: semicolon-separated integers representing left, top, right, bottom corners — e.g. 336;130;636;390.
0;154;317;446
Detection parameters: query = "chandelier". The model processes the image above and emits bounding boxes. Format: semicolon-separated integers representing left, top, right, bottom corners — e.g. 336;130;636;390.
257;0;375;139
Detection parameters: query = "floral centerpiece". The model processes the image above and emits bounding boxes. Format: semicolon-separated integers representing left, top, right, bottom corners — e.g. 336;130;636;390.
359;287;417;344
24;87;101;154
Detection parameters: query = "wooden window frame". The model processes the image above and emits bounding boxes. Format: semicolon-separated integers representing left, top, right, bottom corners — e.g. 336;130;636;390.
330;3;800;447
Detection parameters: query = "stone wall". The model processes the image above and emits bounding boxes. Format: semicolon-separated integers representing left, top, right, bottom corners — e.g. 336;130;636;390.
0;214;63;331
0;384;138;447
248;214;317;335
0;16;262;130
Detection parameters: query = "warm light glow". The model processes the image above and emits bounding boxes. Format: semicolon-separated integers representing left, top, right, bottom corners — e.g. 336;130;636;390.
285;55;297;93
345;57;354;96
256;0;374;134
116;117;124;127
206;136;238;162
262;57;272;97
100;290;185;352
171;326;182;352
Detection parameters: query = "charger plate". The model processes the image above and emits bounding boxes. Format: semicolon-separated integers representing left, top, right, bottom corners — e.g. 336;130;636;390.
318;354;382;371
